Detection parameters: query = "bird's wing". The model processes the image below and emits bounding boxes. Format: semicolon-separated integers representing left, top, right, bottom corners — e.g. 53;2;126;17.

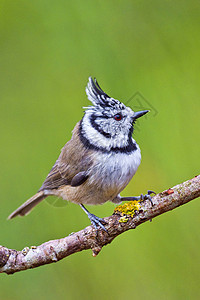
39;163;70;191
39;122;93;191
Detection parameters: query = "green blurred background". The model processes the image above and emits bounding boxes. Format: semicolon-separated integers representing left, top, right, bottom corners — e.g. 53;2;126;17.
0;0;200;299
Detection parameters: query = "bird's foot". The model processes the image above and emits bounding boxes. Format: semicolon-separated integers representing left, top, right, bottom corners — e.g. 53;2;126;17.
87;212;108;233
121;190;156;206
79;204;108;233
139;190;156;206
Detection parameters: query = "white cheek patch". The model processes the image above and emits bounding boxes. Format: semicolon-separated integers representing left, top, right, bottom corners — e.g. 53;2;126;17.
82;115;113;149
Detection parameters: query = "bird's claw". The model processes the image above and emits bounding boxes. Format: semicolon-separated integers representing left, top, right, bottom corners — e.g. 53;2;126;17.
140;190;156;206
88;213;108;233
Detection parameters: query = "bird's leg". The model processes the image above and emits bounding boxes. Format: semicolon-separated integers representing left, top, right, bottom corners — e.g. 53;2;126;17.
121;190;156;206
79;204;108;233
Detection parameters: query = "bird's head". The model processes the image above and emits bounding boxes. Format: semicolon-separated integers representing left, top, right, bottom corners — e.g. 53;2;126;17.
80;77;149;152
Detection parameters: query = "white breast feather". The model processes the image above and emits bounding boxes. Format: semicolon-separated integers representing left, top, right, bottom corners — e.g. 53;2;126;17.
89;144;141;200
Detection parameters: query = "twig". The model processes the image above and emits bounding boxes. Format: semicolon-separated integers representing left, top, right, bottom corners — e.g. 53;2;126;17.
0;175;200;275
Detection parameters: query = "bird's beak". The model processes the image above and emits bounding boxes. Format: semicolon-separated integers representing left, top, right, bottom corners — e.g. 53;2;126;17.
133;110;149;121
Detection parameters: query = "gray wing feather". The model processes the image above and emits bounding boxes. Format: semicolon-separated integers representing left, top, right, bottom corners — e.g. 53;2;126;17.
39;164;70;191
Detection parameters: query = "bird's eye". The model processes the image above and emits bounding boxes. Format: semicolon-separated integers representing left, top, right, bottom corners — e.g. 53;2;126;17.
114;113;122;121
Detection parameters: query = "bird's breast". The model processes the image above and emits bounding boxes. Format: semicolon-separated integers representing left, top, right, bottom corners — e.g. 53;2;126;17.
88;145;141;198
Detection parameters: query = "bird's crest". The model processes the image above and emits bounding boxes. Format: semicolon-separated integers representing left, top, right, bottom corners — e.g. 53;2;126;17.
86;77;125;110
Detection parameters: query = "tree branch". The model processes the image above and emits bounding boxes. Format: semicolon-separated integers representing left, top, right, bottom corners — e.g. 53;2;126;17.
1;175;200;275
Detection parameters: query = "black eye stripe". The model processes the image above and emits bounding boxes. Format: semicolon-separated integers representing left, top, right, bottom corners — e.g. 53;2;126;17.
97;115;110;119
89;115;111;138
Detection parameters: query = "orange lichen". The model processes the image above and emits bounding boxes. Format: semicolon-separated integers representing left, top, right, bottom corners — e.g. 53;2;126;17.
166;188;174;195
114;201;141;218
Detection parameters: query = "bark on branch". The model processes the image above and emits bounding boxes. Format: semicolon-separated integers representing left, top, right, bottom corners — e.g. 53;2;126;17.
1;175;200;275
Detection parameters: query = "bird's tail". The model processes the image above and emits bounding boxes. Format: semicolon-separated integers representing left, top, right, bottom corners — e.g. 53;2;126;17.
8;191;47;219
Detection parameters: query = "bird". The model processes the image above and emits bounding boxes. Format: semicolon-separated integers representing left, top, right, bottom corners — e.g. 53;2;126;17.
8;77;154;232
